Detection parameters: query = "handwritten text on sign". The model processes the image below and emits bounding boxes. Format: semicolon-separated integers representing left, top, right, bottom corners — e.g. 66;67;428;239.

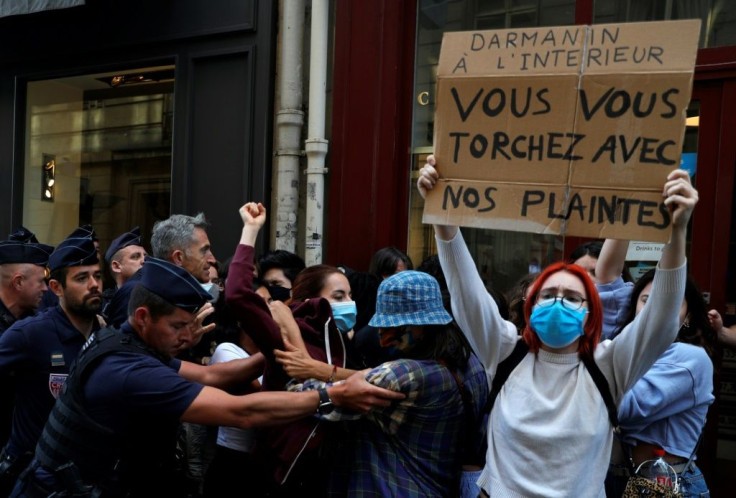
424;20;700;242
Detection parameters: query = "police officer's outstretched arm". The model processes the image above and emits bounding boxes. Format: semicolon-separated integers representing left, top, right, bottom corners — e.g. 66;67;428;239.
181;371;405;429
178;351;265;390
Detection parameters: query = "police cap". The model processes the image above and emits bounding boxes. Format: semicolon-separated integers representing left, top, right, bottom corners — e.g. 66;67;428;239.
0;227;54;266
79;224;98;242
140;257;210;314
105;226;143;264
48;227;99;272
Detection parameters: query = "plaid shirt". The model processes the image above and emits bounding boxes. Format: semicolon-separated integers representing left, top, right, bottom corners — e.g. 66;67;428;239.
295;354;488;497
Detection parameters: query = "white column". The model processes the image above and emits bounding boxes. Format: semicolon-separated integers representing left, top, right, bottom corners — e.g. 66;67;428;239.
272;0;306;252
303;0;329;265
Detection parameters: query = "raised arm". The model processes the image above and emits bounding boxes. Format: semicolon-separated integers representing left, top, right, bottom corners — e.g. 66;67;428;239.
416;156;458;243
595;239;633;340
598;169;697;400
417;155;518;375
659;169;697;270
225;203;286;358
596;239;630;285
238;202;266;247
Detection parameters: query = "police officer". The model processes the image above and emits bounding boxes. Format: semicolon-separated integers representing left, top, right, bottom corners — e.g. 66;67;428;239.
0;227;101;495
104;227;146;290
0;228;53;451
101;227;146;319
9;257;403;497
36;225;99;315
0;228;53;334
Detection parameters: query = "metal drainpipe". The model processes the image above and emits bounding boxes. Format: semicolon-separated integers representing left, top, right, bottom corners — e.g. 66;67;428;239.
272;0;306;252
303;0;329;265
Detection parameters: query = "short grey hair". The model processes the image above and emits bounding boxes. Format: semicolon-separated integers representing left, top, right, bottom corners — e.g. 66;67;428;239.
151;213;208;259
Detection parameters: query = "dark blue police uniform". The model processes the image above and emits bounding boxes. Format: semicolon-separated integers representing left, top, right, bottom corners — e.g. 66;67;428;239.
0;227;54;479
102;269;141;329
0;300;17;336
35;290;58;313
101;227;143;320
0;305;98;459
11;257;211;498
0;227;53;333
0;226;98;496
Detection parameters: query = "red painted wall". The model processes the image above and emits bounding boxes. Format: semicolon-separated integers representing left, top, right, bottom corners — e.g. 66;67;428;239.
327;0;417;270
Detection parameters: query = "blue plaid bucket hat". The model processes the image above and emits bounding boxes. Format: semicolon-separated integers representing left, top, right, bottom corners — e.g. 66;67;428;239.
369;270;452;328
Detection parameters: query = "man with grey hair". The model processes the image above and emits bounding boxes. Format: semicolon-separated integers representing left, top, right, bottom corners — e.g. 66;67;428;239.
150;213;216;284
104;214;217;330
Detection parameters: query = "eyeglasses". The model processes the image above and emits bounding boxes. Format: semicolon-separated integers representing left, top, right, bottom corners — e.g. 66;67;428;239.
535;291;587;311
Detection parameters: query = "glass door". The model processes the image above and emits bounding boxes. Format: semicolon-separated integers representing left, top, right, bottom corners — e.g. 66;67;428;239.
23;66;174;288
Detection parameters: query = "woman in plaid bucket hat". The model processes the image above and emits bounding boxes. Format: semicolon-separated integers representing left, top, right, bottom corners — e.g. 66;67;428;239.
418;156;697;498
282;268;489;496
311;269;490;496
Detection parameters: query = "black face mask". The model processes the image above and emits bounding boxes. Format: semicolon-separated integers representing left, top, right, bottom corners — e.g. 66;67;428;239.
267;285;292;302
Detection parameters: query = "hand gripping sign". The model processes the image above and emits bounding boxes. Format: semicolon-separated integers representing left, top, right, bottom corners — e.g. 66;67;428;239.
423;20;701;243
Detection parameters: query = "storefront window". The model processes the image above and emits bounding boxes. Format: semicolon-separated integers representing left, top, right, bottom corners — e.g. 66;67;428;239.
410;0;574;295
23;66;174;286
594;0;736;48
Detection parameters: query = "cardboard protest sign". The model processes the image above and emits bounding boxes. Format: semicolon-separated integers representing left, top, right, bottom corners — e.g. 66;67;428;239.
423;20;700;242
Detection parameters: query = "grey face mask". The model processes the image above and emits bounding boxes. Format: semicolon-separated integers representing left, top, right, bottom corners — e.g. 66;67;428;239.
201;282;220;303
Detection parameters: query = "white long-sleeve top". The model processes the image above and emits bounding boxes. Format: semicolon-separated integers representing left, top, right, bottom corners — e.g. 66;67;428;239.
437;231;687;498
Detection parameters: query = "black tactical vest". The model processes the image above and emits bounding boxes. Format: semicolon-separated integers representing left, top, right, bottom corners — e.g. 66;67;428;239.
35;327;168;491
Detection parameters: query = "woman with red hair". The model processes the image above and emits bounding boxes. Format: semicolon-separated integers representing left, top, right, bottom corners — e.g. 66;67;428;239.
418;156;697;498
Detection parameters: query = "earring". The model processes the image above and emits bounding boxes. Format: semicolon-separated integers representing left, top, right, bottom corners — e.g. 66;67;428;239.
682;321;690;328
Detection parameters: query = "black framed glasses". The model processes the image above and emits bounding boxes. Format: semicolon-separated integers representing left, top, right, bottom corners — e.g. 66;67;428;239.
535;291;587;311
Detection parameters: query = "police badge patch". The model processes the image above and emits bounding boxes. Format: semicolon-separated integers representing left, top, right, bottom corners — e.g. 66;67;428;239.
48;374;68;398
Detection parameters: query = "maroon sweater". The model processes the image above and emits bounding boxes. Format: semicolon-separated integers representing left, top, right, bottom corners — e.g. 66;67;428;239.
225;244;345;485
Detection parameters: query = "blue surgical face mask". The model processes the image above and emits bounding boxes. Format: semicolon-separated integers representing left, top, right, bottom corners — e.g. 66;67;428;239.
330;300;357;333
530;301;586;349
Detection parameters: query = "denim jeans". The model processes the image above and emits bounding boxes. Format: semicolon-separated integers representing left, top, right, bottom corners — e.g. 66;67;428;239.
459;469;482;498
677;464;710;498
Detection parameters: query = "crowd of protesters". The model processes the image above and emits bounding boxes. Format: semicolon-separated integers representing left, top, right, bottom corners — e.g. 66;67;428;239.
0;151;728;498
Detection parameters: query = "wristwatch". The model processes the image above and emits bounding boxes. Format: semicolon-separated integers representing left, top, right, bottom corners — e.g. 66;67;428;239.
316;387;334;415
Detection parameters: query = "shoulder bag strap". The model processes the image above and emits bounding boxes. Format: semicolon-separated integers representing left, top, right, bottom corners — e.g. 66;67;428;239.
581;354;620;432
483;339;529;415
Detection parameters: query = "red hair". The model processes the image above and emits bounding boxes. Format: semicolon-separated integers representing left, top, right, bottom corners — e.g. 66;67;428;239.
521;262;602;361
